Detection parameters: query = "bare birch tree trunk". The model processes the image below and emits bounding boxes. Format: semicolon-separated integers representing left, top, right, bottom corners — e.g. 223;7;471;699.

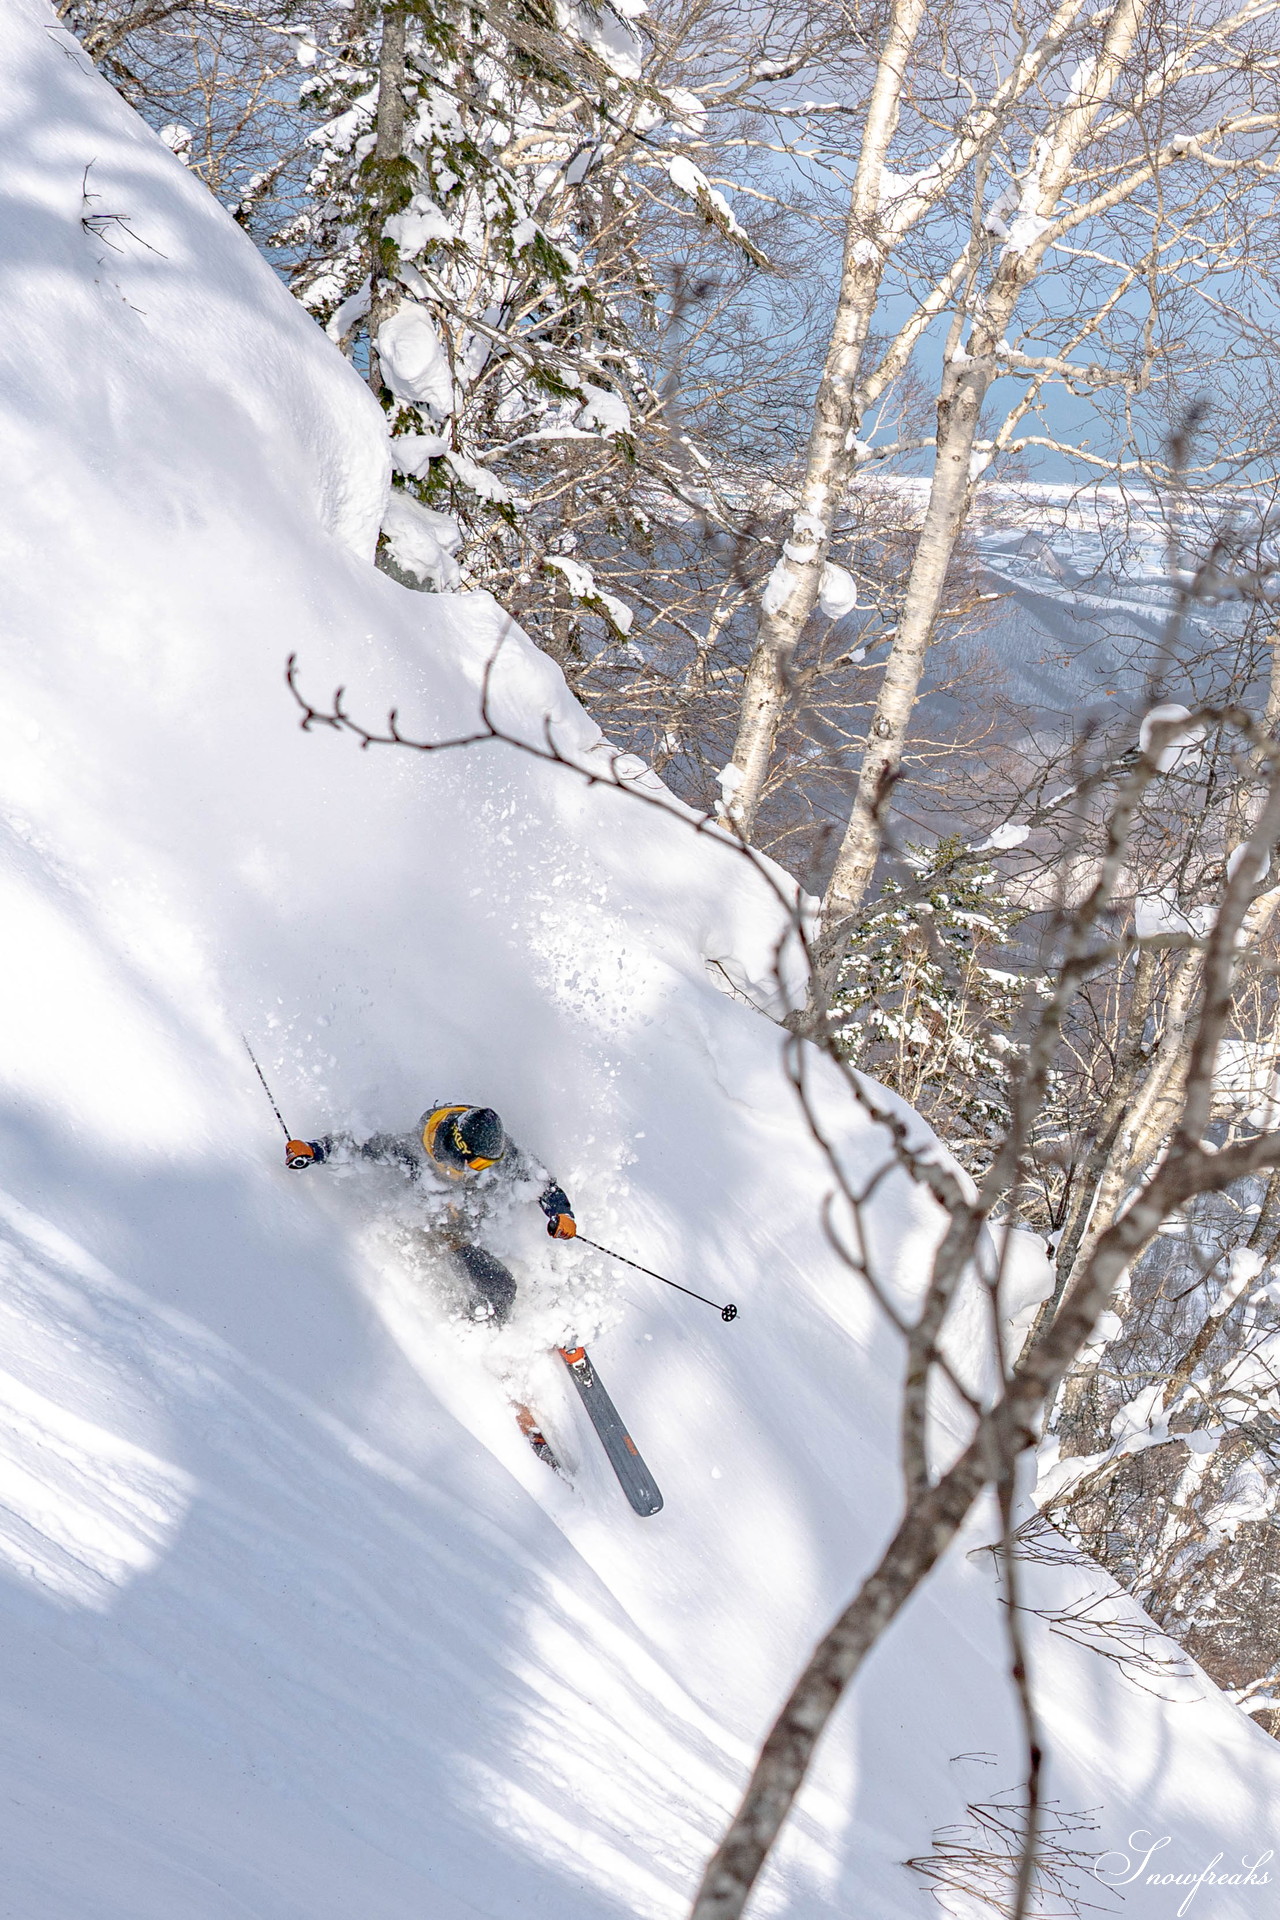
815;0;1148;976
1053;947;1200;1302
689;1115;1280;1920
723;0;929;835
725;0;1096;841
1265;623;1280;735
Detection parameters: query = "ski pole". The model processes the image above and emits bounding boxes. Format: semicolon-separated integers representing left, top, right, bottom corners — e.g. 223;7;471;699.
574;1235;737;1322
242;1035;314;1168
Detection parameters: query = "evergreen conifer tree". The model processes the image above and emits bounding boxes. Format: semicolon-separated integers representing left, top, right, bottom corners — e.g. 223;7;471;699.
273;0;695;619
831;839;1027;1172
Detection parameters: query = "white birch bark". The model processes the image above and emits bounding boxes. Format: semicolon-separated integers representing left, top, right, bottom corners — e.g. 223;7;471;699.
723;0;930;833
725;0;1094;838
817;0;1149;966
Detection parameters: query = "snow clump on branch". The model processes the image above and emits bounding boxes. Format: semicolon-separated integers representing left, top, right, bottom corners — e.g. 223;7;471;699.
1139;703;1206;773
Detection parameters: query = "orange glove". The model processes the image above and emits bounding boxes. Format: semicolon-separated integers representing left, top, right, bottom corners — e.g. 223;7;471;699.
547;1213;577;1239
286;1139;321;1170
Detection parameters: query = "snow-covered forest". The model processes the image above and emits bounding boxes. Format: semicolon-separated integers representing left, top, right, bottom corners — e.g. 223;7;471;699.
7;0;1280;1911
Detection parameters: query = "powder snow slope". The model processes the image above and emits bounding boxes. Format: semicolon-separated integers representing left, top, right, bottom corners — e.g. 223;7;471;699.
2;5;1279;1916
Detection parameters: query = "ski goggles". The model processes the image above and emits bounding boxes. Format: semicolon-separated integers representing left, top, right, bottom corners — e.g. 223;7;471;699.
466;1154;497;1171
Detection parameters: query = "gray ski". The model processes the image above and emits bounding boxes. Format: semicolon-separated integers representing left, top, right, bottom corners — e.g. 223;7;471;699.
557;1345;663;1517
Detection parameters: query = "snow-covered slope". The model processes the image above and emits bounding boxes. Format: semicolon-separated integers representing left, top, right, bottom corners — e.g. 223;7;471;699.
3;6;1279;1915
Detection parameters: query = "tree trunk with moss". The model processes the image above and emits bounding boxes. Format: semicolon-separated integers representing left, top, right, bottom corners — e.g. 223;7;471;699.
366;2;408;396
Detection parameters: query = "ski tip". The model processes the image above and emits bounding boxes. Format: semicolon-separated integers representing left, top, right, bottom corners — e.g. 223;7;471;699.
514;1403;567;1478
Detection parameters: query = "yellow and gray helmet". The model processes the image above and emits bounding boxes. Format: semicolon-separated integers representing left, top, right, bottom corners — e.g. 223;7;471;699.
422;1105;508;1170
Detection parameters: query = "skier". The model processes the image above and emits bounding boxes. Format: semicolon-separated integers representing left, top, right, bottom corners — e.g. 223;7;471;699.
286;1103;576;1324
